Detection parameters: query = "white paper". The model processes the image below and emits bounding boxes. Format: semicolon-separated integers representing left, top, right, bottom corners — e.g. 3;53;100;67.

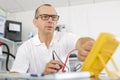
9;23;20;32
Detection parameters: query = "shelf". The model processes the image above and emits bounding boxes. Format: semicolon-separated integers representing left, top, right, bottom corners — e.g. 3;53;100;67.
0;36;23;44
0;55;6;60
0;36;22;55
0;36;15;44
0;55;14;61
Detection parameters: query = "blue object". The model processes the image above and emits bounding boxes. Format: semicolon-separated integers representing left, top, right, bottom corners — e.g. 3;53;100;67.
30;73;45;77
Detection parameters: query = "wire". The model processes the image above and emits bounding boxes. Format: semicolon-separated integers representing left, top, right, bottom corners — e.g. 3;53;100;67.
62;49;77;72
2;43;10;71
52;50;70;72
73;63;82;71
2;43;15;71
2;51;15;59
52;49;78;72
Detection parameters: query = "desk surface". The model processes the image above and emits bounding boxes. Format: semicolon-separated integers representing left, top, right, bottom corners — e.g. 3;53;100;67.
0;72;120;80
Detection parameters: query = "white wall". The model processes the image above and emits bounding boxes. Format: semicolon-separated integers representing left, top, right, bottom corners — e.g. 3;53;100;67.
0;9;6;16
56;1;120;39
57;5;90;37
7;1;120;72
7;1;120;40
87;1;120;38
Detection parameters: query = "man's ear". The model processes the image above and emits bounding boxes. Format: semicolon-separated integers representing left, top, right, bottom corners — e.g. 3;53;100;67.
33;19;38;27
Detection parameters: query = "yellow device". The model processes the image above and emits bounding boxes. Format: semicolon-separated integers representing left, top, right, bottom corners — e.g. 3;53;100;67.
81;32;120;77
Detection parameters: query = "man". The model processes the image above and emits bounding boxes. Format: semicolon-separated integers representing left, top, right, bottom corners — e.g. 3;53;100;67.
10;4;94;75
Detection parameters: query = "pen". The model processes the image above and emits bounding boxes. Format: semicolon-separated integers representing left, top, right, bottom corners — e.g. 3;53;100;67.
52;52;55;60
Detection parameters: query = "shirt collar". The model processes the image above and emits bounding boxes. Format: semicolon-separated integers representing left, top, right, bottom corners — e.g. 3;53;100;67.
32;34;42;45
32;32;58;46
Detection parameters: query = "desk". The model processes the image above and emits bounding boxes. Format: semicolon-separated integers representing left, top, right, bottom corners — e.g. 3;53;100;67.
0;72;120;80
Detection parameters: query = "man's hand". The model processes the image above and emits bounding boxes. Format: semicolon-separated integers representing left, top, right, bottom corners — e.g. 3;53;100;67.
76;37;95;61
43;60;64;75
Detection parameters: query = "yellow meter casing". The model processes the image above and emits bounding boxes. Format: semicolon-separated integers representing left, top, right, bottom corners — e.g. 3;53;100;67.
81;32;119;76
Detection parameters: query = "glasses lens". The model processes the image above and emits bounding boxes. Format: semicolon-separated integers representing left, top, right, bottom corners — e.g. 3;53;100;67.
41;15;49;20
38;14;59;21
51;15;59;21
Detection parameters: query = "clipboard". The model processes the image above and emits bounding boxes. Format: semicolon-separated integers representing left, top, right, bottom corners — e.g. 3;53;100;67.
81;32;120;77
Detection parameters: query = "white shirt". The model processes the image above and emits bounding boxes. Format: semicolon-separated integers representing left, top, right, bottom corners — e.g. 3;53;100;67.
10;31;79;74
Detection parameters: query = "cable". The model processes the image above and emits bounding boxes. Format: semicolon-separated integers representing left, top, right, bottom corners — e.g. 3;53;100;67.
62;49;77;72
52;49;78;72
52;50;70;72
1;42;15;71
2;51;15;59
73;63;82;72
2;43;10;71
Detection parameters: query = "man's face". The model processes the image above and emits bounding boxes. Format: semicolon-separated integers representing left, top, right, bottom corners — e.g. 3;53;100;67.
34;6;58;35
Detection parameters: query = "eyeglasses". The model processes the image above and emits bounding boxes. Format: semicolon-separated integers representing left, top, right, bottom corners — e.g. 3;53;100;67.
36;14;59;21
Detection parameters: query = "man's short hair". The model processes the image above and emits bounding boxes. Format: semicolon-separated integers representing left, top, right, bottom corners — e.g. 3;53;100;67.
35;4;52;19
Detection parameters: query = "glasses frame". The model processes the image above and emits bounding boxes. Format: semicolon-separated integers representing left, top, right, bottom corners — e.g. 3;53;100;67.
36;14;59;21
